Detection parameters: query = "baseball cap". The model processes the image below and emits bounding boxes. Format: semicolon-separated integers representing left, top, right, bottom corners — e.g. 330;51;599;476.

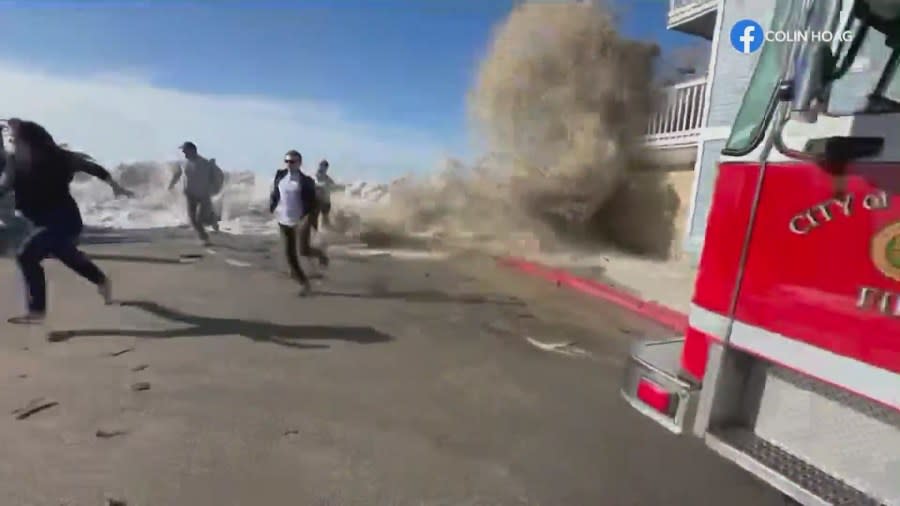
179;141;197;150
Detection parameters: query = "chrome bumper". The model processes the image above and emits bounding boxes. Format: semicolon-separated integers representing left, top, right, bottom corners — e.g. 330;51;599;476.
620;338;700;435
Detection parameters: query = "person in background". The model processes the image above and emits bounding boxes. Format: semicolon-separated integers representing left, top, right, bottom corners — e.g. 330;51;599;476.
200;157;225;233
269;150;329;295
168;141;222;245
0;118;133;324
315;159;335;229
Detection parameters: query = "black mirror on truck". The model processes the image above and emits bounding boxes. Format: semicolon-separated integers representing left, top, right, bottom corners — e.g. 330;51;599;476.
803;136;885;162
790;45;835;122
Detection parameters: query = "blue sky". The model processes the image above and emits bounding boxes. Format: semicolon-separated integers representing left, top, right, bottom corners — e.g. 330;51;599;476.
0;0;698;180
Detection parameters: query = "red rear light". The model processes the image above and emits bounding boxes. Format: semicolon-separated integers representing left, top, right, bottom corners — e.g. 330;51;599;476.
637;377;674;415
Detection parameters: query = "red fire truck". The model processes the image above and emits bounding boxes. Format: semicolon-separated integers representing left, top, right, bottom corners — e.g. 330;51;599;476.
621;1;900;504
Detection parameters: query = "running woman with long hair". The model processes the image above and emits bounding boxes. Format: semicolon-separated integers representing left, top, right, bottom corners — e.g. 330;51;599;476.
0;118;134;323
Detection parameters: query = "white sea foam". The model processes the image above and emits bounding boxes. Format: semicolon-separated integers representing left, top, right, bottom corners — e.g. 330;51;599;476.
70;161;392;237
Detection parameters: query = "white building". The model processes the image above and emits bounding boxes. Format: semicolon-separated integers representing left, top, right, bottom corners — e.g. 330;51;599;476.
645;0;721;263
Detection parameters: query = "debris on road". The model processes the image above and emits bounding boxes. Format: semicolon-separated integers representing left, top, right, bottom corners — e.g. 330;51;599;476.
526;337;575;352
179;253;203;263
46;331;71;342
482;320;517;337
96;428;129;439
131;364;149;372
109;347;135;357
12;398;59;420
525;337;593;359
130;382;151;392
105;495;127;506
225;258;253;267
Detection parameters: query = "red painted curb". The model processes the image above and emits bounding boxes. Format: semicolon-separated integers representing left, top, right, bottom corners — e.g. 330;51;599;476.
497;256;689;333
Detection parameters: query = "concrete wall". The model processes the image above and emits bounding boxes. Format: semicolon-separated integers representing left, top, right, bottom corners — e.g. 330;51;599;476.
645;145;698;168
605;165;693;261
650;149;697;260
667;167;697;260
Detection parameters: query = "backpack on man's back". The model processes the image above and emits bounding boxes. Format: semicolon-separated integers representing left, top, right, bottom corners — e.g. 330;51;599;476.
209;158;226;195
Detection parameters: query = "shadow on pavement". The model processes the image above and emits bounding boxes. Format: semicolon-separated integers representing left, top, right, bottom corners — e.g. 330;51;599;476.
315;289;523;306
47;300;394;350
87;254;188;265
80;236;152;246
332;254;372;264
80;228;154;245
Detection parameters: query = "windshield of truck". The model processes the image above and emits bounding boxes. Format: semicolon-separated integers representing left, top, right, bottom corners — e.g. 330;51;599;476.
722;0;806;156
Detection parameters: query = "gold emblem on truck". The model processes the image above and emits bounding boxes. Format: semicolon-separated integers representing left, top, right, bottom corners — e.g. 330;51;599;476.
871;221;900;281
788;190;888;235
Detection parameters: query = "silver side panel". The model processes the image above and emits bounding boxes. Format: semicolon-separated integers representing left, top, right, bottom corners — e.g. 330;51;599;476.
623;337;898;504
694;342;898;505
620;338;699;435
706;427;881;506
753;366;900;505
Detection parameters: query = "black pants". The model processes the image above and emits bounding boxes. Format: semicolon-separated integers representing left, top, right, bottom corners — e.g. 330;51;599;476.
278;217;326;283
185;194;213;241
320;201;331;228
17;218;106;313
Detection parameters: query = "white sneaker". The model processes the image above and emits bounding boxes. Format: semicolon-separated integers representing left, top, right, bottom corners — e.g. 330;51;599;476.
98;278;113;305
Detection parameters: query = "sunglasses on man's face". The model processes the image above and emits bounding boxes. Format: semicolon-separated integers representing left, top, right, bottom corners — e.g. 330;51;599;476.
285;159;299;164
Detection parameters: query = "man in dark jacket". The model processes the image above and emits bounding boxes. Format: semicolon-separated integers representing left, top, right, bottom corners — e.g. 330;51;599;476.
269;150;328;293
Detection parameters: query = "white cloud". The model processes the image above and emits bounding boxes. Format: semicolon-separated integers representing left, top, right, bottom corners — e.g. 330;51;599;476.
0;60;451;181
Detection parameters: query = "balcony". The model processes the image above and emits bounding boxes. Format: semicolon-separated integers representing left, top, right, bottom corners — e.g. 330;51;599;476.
668;0;717;40
644;76;706;152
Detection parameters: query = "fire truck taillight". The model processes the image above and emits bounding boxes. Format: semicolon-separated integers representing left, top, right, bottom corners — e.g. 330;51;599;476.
636;377;675;416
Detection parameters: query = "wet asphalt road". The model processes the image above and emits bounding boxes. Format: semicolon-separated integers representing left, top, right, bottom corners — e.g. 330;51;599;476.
0;230;782;505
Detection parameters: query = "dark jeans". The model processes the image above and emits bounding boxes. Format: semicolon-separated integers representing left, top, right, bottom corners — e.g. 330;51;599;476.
319;202;331;228
16;219;106;313
185;194;213;241
278;217;327;283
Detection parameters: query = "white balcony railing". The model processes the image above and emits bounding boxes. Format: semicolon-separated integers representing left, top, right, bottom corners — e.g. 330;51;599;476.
670;0;712;9
668;0;718;33
644;76;706;149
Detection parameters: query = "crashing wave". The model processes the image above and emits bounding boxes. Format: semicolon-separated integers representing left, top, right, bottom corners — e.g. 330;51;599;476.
69;161;392;237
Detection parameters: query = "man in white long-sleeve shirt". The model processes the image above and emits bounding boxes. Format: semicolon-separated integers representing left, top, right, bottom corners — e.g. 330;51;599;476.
168;141;219;245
